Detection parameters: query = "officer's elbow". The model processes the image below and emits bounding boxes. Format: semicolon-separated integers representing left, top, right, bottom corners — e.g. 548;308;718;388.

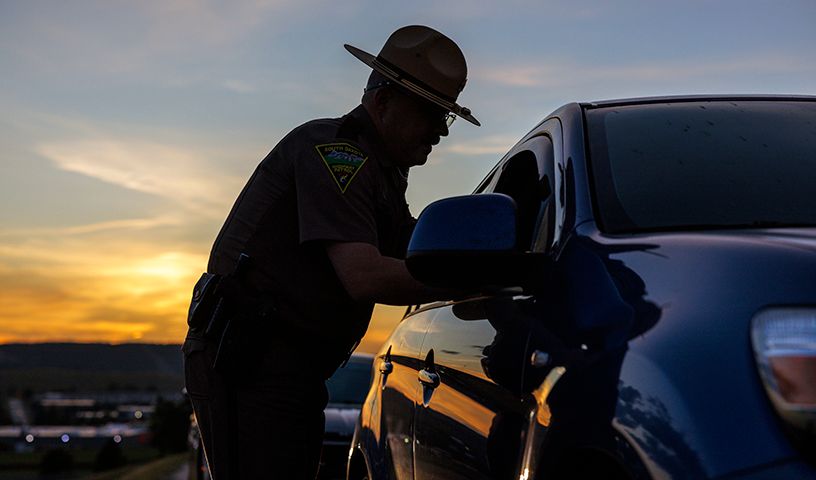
325;241;384;302
326;241;422;304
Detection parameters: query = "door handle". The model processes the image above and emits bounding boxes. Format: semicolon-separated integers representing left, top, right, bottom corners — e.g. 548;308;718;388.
419;349;439;407
379;346;393;391
418;369;440;389
379;360;393;375
419;348;439;388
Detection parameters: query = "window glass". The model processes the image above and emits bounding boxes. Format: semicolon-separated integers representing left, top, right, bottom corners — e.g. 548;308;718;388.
586;101;816;233
493;151;544;249
528;136;556;252
473;163;502;194
476;135;556;251
326;357;373;404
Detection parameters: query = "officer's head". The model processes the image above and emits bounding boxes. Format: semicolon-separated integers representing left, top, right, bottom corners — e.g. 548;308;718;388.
345;25;479;169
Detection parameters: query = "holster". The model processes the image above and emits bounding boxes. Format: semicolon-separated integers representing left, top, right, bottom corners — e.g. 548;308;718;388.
185;255;278;375
209;275;277;375
187;273;222;332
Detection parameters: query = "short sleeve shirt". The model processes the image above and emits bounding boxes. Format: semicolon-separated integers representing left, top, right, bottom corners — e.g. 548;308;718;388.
207;106;416;355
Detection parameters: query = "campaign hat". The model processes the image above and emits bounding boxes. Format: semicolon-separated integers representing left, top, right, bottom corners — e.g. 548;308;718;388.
345;25;479;126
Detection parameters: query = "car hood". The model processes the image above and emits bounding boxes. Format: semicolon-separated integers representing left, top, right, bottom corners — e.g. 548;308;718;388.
705;227;816;253
576;225;816;477
590;226;816;306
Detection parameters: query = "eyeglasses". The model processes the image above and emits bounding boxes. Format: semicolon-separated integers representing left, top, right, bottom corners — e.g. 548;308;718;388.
365;80;456;129
363;80;393;93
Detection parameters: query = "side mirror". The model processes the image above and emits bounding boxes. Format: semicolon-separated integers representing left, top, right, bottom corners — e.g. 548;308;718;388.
406;193;548;289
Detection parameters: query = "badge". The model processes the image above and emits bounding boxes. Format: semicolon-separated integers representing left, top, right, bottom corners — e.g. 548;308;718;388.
315;143;368;193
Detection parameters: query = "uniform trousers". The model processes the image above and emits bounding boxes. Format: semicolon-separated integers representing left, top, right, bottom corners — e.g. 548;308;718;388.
184;335;329;479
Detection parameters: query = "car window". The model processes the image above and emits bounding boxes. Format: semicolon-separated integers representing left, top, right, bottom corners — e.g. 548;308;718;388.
586;100;816;233
525;135;557;252
473;163;502;194
325;358;372;404
479;135;556;251
494;151;545;250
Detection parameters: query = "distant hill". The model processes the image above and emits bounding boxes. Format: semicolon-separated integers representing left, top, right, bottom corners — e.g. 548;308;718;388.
0;343;183;394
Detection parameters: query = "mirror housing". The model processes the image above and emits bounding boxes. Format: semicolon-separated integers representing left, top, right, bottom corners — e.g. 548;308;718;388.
406;193;548;289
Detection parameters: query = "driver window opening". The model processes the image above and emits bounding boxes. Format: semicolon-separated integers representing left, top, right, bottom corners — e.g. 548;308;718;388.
494;151;551;250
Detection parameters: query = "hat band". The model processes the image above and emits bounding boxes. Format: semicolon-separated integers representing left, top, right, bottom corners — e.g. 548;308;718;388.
373;55;459;105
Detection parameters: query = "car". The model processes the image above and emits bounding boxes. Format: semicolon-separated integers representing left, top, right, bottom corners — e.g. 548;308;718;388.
320;353;374;479
348;95;816;480
187;353;372;480
187;412;211;480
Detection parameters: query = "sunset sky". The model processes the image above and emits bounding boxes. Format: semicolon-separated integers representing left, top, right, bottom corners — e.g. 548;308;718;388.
2;0;815;352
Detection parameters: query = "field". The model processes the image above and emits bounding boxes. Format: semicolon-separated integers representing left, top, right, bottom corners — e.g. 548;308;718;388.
0;448;187;480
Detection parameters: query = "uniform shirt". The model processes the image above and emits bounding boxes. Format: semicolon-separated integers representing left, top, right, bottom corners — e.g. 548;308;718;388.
208;105;416;359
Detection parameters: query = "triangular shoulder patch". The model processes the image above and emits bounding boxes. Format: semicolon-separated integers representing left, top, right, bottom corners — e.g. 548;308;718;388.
315;142;368;193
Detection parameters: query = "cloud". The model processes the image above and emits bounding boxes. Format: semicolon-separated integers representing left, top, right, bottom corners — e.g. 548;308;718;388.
223;79;257;94
0;217;182;238
477;54;816;89
0;227;403;347
36;139;244;218
3;0;301;78
0;241;205;344
443;134;520;156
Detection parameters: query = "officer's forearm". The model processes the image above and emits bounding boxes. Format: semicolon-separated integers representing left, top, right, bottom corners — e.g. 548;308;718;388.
325;241;449;305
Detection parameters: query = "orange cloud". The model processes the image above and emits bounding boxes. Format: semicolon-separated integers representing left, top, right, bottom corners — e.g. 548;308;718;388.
0;226;407;351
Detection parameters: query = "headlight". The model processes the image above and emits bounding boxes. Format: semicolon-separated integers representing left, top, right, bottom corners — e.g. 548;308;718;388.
751;308;816;436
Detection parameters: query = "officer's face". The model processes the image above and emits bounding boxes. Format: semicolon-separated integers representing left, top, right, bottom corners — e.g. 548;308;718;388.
380;89;449;168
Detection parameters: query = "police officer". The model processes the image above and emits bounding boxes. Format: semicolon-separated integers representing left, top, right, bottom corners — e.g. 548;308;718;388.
183;25;479;479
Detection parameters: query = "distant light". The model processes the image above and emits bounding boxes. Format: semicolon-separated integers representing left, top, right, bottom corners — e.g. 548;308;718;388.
61;434;70;443
25;434;34;443
113;435;122;444
134;410;143;419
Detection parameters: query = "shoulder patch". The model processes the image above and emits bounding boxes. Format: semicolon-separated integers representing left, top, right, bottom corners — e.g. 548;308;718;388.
315;143;368;193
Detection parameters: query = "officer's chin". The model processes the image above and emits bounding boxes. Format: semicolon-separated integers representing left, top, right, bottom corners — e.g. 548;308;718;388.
413;146;432;167
394;147;429;169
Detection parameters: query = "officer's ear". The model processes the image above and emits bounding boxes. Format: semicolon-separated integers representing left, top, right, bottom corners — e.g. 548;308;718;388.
371;87;396;115
363;84;401;131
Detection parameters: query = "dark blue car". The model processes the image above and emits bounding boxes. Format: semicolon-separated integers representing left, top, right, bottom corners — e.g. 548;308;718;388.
349;96;816;479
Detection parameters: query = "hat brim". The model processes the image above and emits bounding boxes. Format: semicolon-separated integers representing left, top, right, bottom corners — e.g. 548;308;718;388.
344;44;480;126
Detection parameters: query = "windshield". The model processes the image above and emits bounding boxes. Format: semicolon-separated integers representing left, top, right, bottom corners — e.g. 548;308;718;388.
325;357;372;405
586;100;816;233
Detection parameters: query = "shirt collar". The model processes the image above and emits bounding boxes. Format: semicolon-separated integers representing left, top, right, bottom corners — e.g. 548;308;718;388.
346;105;397;168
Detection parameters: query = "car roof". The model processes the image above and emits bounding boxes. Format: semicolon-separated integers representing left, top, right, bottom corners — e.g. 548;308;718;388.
581;94;816;109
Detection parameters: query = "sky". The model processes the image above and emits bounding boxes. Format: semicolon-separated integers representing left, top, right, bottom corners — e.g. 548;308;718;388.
1;0;815;352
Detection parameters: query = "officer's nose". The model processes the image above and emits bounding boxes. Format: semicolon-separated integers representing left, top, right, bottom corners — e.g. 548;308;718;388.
436;118;449;138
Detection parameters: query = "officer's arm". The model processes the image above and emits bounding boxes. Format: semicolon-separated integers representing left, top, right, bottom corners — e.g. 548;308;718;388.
326;241;448;305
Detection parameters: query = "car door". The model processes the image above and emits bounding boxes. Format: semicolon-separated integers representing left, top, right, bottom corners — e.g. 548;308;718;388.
411;126;563;479
412;295;546;480
370;306;438;480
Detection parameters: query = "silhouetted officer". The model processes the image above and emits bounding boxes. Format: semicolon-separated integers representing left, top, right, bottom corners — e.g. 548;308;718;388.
183;25;479;479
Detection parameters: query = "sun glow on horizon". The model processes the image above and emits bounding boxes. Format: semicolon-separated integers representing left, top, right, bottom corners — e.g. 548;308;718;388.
0;232;207;344
0;231;406;351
